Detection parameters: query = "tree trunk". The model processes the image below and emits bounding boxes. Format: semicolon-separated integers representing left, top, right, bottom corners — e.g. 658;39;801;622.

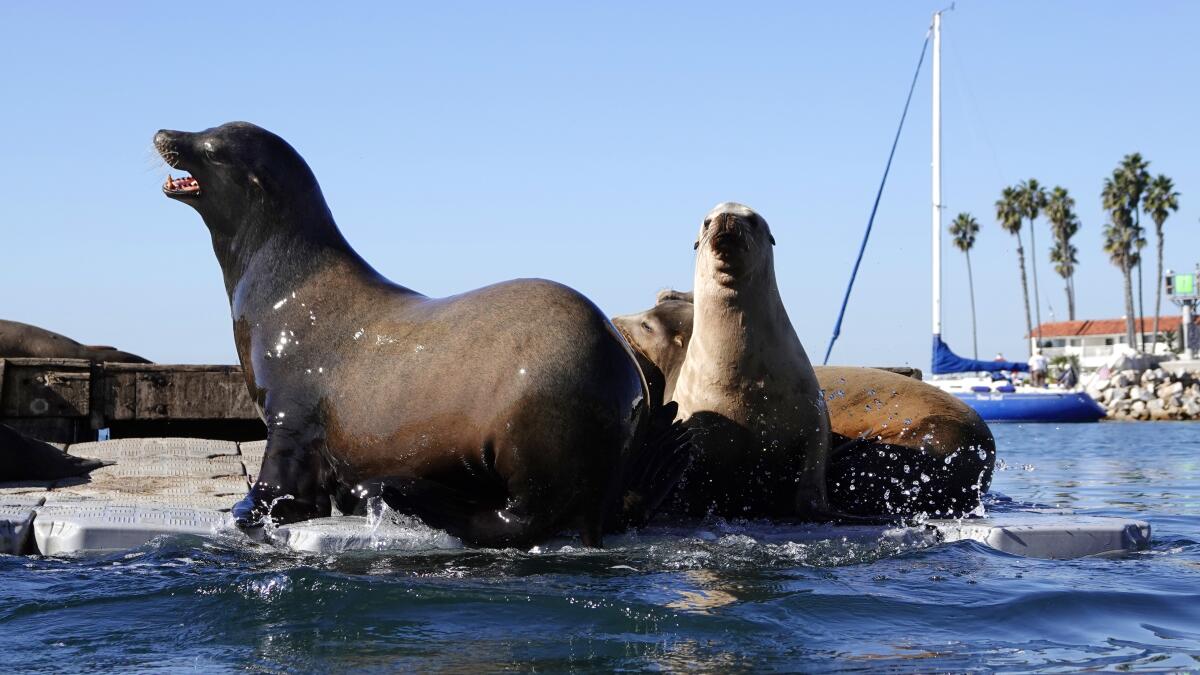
1068;274;1076;321
966;250;978;360
1152;225;1164;353
1016;235;1034;356
1027;217;1043;344
1123;261;1137;350
1134;209;1145;352
1064;277;1074;323
1136;258;1146;352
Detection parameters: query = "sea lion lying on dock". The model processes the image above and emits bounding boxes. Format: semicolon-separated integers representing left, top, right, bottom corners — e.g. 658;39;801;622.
614;285;995;518
0;424;106;482
670;202;831;518
155;121;689;547
0;320;150;363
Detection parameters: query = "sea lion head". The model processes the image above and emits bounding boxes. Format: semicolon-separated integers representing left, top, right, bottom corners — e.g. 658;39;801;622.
612;290;695;405
693;202;776;284
613;291;693;364
154;122;327;236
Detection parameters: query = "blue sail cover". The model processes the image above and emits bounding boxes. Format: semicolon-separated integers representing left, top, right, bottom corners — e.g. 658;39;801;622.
931;334;1029;375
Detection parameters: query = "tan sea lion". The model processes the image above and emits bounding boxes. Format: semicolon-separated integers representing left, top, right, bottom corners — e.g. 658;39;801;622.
614;293;995;518
611;290;693;409
818;366;994;517
154;122;689;547
671;202;830;518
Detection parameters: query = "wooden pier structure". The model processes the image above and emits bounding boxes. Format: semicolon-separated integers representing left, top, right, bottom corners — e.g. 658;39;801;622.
0;358;266;443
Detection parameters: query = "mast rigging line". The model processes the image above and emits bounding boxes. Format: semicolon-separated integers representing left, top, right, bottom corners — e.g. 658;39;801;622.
822;29;932;365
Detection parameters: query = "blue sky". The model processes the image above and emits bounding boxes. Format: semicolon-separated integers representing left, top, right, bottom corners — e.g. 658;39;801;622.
2;2;1196;368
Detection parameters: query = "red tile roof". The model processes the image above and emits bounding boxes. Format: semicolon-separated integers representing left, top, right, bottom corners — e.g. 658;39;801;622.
1029;316;1196;338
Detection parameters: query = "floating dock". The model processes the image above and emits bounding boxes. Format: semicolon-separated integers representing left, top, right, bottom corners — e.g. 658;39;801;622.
0;437;1152;559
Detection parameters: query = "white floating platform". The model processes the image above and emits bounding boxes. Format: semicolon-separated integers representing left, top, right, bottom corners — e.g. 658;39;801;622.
0;495;44;555
239;440;265;481
262;513;1150;559
931;512;1151;559
69;437;239;460
84;456;244;480
32;501;233;555
270;515;464;554
0;428;1154;561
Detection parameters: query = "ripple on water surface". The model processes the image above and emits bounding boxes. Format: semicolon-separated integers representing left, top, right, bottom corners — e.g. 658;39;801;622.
1;422;1199;672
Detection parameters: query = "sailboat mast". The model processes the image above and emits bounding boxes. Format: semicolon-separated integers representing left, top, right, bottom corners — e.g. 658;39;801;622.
931;10;943;338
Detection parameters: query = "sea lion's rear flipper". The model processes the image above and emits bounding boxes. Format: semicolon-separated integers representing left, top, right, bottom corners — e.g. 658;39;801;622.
0;424;108;482
608;401;694;532
371;477;545;549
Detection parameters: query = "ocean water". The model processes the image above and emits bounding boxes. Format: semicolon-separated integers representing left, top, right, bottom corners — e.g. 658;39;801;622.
2;422;1199;673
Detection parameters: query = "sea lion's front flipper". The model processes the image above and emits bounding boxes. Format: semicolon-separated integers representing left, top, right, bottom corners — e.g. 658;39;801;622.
609;401;694;532
233;433;331;528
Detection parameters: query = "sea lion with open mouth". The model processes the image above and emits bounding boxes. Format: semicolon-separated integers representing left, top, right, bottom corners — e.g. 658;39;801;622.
154;121;689;547
671;202;832;519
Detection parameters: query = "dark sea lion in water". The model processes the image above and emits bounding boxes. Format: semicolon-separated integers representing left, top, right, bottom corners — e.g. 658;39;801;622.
0;423;107;482
154;122;688;547
615;293;995;518
0;320;150;363
671;202;831;519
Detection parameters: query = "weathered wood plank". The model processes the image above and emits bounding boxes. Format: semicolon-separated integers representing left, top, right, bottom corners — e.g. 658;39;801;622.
1;359;263;442
131;369;255;419
0;360;91;418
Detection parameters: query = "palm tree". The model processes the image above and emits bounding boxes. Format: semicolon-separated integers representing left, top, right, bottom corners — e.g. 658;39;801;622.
1045;186;1079;320
949;212;981;359
1016;179;1048;343
997;186;1033;355
1102;173;1141;349
1118;154;1151;349
1143;174;1180;351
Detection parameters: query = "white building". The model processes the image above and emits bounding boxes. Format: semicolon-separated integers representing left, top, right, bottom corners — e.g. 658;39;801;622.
1030;316;1197;370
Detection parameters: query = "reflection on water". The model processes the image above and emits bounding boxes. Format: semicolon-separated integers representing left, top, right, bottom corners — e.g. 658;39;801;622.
1;422;1199;672
664;569;740;614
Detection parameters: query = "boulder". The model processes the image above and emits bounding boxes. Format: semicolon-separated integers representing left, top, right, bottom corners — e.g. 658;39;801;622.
1186;399;1200;418
1157;381;1185;398
1132;400;1148;414
1109;387;1129;403
1129;386;1154;402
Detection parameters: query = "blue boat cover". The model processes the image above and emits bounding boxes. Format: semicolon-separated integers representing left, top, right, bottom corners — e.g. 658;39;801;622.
931;334;1030;375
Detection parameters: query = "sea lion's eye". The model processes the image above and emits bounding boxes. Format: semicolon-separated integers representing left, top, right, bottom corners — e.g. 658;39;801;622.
641;321;653;332
202;140;224;165
703;219;710;230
